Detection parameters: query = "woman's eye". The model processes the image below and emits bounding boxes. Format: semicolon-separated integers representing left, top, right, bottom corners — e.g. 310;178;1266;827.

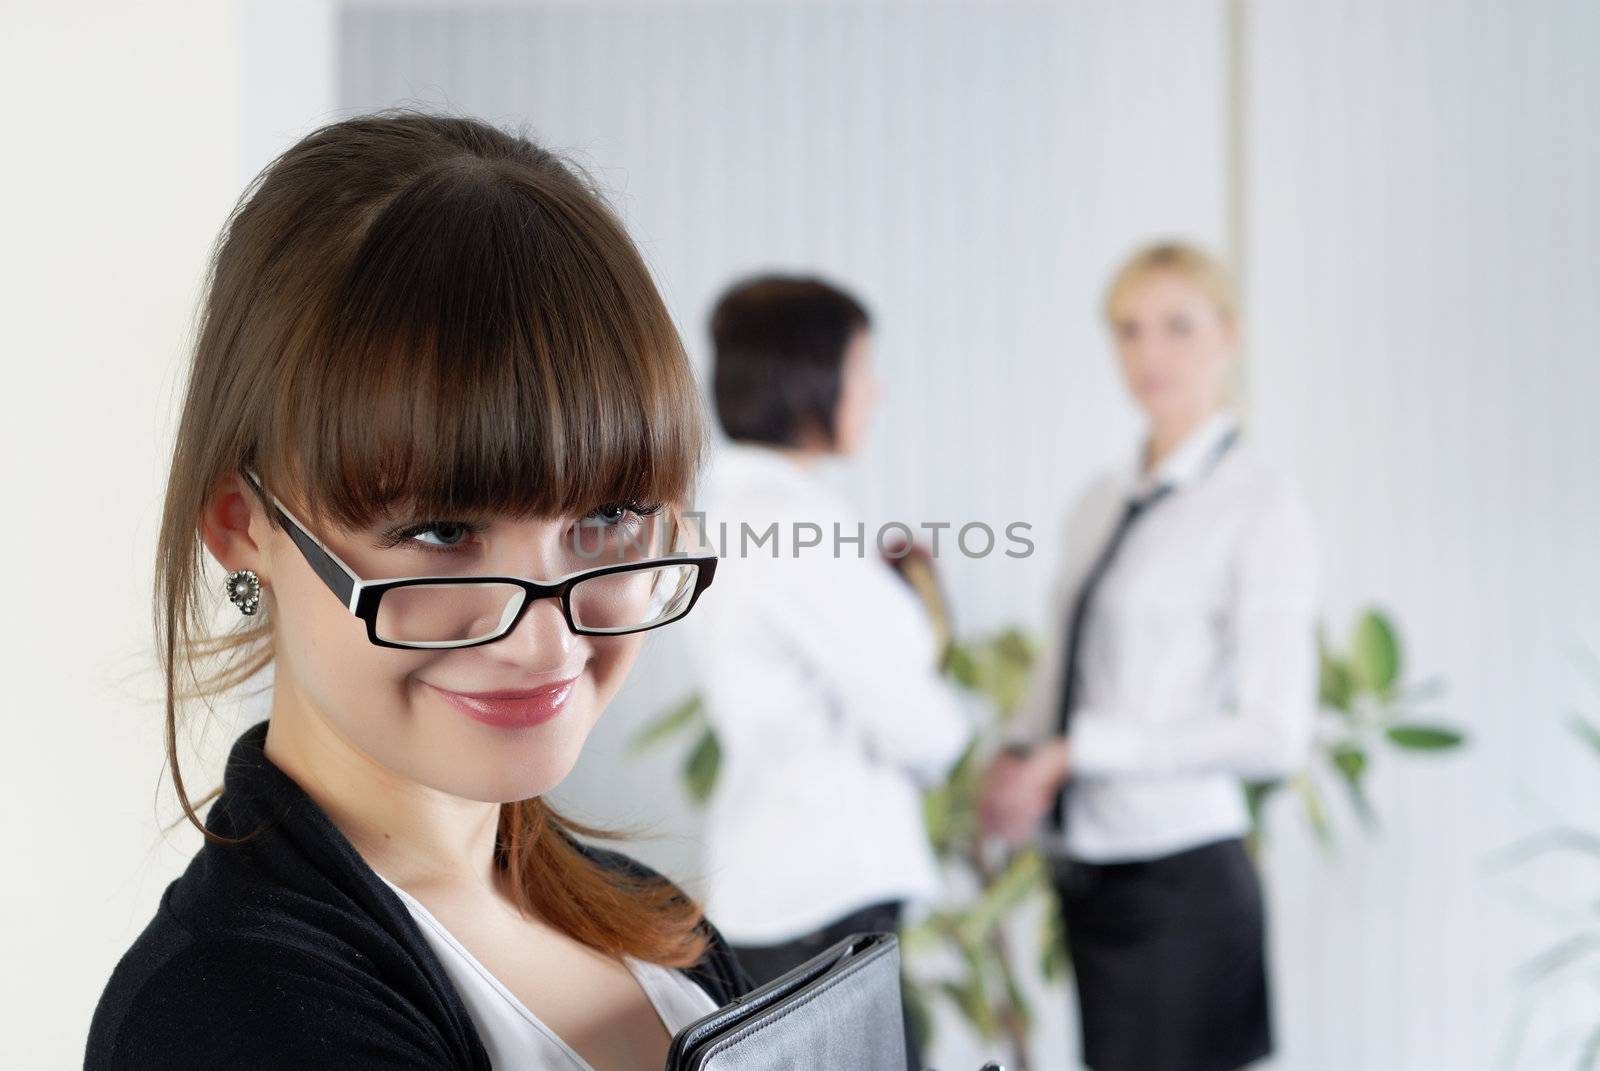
584;500;661;527
380;521;483;552
414;523;472;546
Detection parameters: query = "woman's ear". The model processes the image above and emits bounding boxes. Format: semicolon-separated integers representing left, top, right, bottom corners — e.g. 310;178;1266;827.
198;471;269;577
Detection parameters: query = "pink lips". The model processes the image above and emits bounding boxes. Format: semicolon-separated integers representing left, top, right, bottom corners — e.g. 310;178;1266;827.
426;679;578;729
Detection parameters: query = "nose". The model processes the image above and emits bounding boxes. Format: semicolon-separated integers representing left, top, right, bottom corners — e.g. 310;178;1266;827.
489;592;580;668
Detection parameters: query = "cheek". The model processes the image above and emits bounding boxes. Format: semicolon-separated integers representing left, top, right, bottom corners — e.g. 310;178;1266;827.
266;559;427;732
1181;335;1232;383
586;634;646;708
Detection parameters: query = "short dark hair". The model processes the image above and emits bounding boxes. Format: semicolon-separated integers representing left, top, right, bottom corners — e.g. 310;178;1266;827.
709;274;871;448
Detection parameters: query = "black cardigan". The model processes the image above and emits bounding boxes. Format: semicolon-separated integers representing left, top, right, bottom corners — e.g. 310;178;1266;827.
86;720;753;1069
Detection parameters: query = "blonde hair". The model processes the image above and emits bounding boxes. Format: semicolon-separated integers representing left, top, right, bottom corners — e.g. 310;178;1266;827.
1103;240;1239;324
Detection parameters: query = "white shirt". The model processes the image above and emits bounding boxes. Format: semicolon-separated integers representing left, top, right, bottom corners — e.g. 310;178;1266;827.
1003;409;1321;863
377;875;718;1070
683;441;974;944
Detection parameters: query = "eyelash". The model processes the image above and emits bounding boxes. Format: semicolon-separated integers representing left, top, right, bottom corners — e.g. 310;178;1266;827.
377;501;663;555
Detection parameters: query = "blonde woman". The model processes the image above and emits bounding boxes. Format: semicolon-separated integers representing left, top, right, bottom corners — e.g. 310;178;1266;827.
87;112;750;1070
979;242;1319;1071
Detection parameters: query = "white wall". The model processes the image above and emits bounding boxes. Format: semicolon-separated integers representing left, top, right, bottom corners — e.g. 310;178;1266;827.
0;4;242;1067
1248;2;1600;1067
0;3;346;1066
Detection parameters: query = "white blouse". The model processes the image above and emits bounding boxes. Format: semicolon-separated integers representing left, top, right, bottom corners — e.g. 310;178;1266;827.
378;875;719;1070
1003;409;1321;863
682;441;974;944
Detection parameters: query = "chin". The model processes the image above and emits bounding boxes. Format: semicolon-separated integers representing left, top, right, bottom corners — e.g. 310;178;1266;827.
429;736;587;804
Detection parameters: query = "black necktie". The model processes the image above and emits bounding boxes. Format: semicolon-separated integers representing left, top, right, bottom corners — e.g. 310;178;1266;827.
1046;426;1239;833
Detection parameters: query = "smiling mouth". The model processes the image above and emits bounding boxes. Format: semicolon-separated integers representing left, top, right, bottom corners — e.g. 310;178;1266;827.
425;678;578;729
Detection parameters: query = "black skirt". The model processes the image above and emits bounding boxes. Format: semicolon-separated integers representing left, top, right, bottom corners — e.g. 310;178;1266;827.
1049;837;1272;1071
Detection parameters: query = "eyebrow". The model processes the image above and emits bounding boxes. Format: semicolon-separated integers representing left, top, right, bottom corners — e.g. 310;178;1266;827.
368;504;499;528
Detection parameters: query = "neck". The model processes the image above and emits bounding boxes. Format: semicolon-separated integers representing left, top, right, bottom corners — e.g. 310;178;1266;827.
760;441;827;471
1142;405;1225;474
263;677;502;894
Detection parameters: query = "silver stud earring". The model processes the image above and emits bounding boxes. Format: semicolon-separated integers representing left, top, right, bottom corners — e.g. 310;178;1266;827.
225;569;261;616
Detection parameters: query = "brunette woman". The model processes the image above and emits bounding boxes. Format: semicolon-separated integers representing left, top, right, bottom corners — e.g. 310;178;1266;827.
87;111;750;1070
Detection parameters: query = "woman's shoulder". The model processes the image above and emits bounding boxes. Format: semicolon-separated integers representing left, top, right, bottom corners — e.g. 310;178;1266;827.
85;877;459;1069
87;773;483;1069
1215;438;1315;521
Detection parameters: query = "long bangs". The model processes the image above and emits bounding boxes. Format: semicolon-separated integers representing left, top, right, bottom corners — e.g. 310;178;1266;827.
259;154;702;534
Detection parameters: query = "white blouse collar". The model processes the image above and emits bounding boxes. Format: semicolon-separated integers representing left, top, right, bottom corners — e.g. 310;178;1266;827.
1127;408;1240;497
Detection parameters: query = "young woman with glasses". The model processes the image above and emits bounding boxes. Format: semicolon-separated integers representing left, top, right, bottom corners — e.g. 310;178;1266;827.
86;111;751;1070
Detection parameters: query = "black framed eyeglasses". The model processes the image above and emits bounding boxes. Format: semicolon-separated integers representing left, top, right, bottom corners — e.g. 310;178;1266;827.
239;468;716;650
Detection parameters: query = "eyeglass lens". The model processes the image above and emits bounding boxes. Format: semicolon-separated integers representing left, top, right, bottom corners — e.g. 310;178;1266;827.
372;563;700;644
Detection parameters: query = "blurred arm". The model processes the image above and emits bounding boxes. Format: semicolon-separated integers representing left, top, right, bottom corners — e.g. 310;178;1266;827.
763;550;973;787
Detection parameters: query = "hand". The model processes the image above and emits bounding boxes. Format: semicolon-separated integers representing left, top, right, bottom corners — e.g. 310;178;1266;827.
977;740;1070;844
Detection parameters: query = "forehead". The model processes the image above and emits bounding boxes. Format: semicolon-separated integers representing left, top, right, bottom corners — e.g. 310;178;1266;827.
1112;270;1218;319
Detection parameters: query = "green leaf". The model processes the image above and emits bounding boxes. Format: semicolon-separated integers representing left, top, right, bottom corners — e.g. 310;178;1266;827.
682;726;722;803
952;939;1000;1039
1242;780;1277;831
1319;649;1355;713
944;628;1041;718
1516;932;1600;983
957;851;1045;948
1331;744;1367;783
1329;745;1376;828
1580;1019;1600;1071
944;642;981;689
994;627;1036;668
997;952;1033;1037
922;781;959;855
629;693;703;754
1570;715;1600;761
898;918;944;958
1351;610;1402;697
1293;772;1333;849
935;969;999;1041
1386;724;1465;751
1039;887;1069;982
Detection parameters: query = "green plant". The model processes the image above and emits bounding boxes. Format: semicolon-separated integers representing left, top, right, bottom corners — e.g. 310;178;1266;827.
628;691;721;803
1491;648;1600;1070
1247;608;1467;851
900;628;1062;1069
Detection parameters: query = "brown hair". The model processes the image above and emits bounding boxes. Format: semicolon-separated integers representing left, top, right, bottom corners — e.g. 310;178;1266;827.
709;274;870;448
155;110;710;967
1103;240;1239;324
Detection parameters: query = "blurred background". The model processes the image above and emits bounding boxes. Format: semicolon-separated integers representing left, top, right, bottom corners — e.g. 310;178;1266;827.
3;1;1597;1067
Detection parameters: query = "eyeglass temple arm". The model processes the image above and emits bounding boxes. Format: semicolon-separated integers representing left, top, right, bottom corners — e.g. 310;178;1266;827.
240;467;360;612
